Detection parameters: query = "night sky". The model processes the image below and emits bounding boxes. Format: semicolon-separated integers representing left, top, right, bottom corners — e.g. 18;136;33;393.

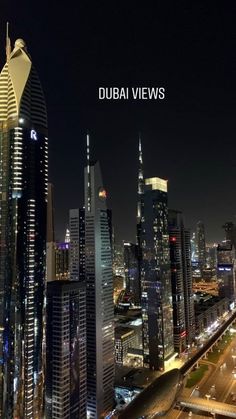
2;2;236;243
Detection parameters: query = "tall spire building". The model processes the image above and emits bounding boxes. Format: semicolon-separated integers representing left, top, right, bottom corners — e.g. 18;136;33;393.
84;135;114;418
0;36;48;417
136;135;144;306
137;134;144;224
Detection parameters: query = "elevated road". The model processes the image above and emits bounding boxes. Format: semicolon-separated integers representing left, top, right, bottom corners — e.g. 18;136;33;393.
117;310;236;418
181;309;236;375
178;396;236;417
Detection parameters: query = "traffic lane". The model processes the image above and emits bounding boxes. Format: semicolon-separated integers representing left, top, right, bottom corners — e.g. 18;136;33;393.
197;337;236;401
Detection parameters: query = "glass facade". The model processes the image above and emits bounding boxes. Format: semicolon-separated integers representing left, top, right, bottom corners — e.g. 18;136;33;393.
0;40;48;417
46;281;87;419
168;210;195;353
141;178;174;370
84;161;114;418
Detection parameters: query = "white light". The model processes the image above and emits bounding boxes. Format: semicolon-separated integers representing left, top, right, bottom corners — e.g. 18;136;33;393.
30;130;37;141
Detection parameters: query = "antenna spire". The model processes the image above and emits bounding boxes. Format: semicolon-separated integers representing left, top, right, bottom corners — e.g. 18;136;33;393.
86;131;91;212
6;22;11;62
137;133;144;222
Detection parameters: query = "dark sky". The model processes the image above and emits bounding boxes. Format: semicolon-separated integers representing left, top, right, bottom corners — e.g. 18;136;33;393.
2;1;236;243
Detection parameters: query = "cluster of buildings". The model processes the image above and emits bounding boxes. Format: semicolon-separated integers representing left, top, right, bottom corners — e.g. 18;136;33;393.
0;34;236;419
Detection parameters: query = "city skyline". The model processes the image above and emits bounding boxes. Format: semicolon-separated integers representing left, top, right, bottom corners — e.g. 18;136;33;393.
1;3;236;244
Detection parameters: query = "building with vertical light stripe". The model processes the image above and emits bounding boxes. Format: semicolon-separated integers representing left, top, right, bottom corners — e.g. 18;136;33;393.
84;135;114;418
0;35;48;417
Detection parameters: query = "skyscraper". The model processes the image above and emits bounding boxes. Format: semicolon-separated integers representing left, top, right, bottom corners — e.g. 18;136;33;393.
0;35;48;417
46;183;56;281
84;135;114;418
124;242;140;305
168;210;195;353
137;135;144;224
217;243;236;302
46;280;87;419
69;208;80;281
55;242;70;280
141;177;174;370
196;221;206;272
136;136;144;307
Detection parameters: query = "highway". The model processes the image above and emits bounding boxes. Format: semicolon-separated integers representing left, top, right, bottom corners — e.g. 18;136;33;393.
166;331;236;418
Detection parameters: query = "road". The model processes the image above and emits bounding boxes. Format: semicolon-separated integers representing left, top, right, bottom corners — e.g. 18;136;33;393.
166;332;236;419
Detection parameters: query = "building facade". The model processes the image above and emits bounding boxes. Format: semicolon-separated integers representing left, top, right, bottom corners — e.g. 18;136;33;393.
55;242;70;280
217;243;236;302
196;221;206;273
84;142;114;418
69;208;80;281
141;177;174;370
0;38;48;417
46;281;87;419
168;210;195;353
124;242;140;305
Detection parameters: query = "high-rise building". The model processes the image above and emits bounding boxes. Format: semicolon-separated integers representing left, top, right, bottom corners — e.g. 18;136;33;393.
137;135;144;224
217;243;236;302
84;135;114;418
55;242;70;280
168;210;195;353
141;177;174;370
65;227;70;243
46;280;87;419
124;242;140;305
46;183;56;281
222;221;236;249
69;208;80;281
136;136;144;306
196;221;206;272
0;35;48;417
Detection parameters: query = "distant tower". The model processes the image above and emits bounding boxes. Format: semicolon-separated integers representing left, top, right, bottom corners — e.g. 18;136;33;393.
0;36;48;417
168;210;195;353
217;243;236;302
84;134;114;418
196;221;206;272
124;242;140;305
136;135;144;306
137;134;144;224
141;177;174;370
222;222;236;248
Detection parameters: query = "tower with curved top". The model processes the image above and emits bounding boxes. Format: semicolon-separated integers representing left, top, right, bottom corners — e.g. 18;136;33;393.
0;35;48;418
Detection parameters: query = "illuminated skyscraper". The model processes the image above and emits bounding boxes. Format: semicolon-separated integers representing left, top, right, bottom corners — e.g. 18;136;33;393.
136;136;144;306
55;242;70;280
168;210;195;353
196;221;206;272
84;135;114;418
141;177;174;370
0;34;48;417
69;208;80;281
137;135;144;224
124;242;140;305
217;243;236;302
46;183;56;281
